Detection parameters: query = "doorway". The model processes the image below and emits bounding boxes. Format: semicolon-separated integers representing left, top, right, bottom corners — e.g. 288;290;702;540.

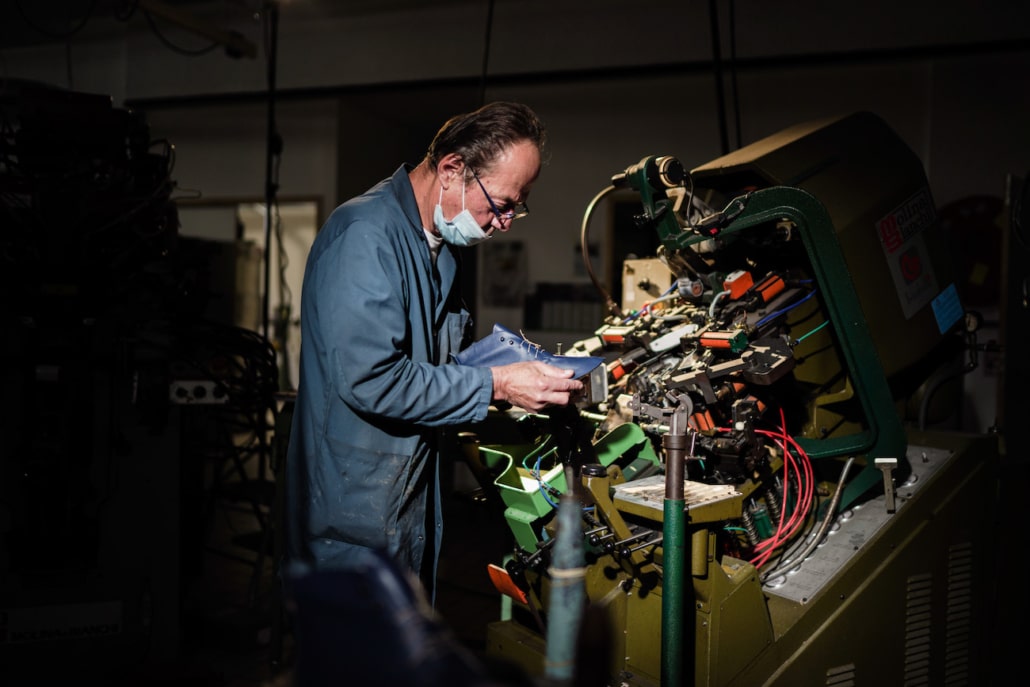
176;199;320;391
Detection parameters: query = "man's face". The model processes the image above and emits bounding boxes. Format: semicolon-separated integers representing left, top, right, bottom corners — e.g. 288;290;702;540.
458;140;541;234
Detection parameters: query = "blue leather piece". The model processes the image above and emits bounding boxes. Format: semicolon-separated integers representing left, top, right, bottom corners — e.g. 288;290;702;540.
452;324;603;379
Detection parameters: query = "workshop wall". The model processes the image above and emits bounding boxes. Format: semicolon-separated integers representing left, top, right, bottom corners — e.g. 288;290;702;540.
3;0;1026;433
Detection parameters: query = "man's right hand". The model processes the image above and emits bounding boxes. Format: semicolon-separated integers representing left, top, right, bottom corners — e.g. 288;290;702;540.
490;361;584;412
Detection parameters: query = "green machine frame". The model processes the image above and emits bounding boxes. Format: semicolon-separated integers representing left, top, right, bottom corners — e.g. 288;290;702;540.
636;180;908;508
481;113;997;687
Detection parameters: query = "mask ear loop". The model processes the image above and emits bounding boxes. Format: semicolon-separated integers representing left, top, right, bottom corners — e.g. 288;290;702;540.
438;163;469;216
436;178;469;220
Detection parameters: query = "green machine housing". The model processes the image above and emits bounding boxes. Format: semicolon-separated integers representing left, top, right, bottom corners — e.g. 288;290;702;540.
686;111;967;504
688;110;962;404
478;112;1000;687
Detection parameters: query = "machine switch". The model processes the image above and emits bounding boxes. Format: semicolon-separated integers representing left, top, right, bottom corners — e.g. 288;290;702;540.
874;457;898;513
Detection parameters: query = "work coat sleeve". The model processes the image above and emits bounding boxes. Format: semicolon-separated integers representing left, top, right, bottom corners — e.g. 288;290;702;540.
305;217;492;428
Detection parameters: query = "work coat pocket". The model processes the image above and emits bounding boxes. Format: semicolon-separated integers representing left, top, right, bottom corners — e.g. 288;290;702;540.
437;309;472;365
312;439;411;552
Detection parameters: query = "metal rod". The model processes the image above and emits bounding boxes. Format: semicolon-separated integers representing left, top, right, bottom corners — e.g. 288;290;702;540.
662;409;688;687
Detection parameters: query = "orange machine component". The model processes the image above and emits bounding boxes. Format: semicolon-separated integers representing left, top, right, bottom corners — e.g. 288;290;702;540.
700;330;748;352
487;563;528;604
744;395;767;415
609;360;628;380
723;270;754;300
691;409;715;431
753;273;786;303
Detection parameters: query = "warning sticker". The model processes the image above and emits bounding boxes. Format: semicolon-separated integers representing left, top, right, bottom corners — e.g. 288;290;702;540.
876;187;939;319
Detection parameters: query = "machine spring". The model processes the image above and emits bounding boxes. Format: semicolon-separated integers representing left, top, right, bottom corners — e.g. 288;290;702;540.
766;484;783;526
741;506;760;546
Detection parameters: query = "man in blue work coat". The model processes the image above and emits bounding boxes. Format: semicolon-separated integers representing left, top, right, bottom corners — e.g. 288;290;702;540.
284;102;583;597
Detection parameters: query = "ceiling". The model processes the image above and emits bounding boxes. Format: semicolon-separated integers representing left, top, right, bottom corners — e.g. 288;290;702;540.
0;0;477;51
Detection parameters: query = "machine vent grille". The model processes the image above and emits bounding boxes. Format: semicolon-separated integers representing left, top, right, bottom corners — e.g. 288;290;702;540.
943;541;973;685
903;572;933;686
825;662;855;686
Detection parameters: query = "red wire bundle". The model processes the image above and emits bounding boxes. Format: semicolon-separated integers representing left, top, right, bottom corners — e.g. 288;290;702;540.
718;408;815;569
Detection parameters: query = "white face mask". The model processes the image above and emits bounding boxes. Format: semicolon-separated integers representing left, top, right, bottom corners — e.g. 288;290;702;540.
434;182;490;247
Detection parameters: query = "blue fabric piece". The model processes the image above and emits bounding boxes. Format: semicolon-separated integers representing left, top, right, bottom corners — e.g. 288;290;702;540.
453;323;603;379
285;165;494;584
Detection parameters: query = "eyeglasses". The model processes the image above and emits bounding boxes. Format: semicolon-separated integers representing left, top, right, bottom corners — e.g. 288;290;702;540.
471;169;529;222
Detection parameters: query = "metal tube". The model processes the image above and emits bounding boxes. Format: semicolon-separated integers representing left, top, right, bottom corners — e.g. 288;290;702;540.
662;410;687;687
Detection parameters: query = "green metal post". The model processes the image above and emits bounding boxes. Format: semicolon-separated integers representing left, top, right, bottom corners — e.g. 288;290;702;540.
662;410;688;686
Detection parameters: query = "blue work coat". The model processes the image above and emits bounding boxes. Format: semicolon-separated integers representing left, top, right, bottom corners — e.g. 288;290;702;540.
285;165;493;585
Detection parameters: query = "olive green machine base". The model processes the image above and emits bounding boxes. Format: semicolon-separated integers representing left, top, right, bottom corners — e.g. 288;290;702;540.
485;430;1001;687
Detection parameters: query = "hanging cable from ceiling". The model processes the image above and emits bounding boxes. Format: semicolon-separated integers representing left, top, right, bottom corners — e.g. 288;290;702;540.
478;0;496;106
728;0;742;150
707;0;729;156
13;0;96;41
708;0;744;154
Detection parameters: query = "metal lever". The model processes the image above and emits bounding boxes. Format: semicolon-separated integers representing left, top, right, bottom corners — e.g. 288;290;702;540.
874;457;898;513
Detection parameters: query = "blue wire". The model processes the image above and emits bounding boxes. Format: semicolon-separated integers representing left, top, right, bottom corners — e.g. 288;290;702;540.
755;288;817;328
533;454;560;509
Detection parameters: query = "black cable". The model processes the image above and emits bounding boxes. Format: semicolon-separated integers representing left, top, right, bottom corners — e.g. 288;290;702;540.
262;2;280;343
273;199;294;389
114;0;140;22
142;9;220;56
684;170;697;233
14;0;96;41
729;0;742;149
707;0;729;155
580;184;621;317
479;0;496;105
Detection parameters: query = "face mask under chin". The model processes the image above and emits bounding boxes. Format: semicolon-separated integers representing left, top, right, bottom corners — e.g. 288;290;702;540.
434;181;491;247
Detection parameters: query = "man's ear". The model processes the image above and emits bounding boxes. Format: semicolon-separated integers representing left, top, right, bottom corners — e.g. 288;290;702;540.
437;154;464;189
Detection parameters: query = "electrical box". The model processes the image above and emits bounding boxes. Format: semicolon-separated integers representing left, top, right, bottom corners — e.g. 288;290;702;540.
621;258;674;312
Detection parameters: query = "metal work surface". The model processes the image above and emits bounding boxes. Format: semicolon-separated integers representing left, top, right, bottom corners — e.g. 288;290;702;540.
761;443;952;603
613;476;741;514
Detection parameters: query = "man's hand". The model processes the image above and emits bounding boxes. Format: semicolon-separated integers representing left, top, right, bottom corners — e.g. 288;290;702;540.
491;361;584;412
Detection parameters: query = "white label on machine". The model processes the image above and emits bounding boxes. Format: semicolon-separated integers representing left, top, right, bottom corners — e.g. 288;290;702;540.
875;187;939;319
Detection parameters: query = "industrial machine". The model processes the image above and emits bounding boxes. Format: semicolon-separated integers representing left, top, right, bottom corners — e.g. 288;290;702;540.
0;82;281;683
473;112;1001;686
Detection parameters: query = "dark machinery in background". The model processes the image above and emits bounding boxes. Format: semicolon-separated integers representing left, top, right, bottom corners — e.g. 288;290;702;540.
0;82;279;680
473;112;1000;686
